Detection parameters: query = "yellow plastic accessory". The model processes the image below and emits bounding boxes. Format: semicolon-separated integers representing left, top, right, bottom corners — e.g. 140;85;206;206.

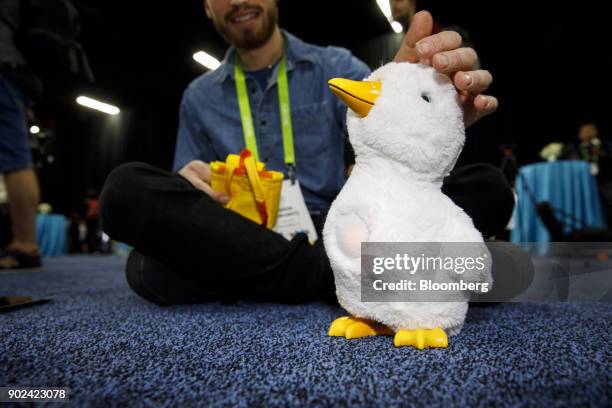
393;328;448;349
210;149;284;228
328;78;382;118
328;316;393;339
329;316;448;349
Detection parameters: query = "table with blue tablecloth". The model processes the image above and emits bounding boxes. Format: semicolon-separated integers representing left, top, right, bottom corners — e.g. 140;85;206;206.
36;213;67;256
511;160;606;243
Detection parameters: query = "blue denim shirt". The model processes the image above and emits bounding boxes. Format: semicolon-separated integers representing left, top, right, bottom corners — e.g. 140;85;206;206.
173;31;371;214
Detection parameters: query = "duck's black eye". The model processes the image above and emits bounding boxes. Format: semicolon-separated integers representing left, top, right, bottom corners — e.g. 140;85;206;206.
421;93;431;103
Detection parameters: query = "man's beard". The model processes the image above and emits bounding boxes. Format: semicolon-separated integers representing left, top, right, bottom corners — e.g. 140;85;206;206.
215;5;278;50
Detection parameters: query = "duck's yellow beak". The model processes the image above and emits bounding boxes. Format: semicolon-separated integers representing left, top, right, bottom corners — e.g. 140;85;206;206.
328;78;382;118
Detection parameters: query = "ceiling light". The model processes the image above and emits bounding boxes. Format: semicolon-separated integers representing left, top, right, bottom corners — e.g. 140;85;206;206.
76;96;120;115
193;51;221;70
391;21;403;33
376;0;403;33
30;125;40;134
376;0;392;18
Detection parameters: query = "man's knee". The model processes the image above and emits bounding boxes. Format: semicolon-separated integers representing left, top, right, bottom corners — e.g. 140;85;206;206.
474;164;514;236
476;163;514;218
103;161;153;191
444;163;514;237
101;162;144;209
99;162;155;237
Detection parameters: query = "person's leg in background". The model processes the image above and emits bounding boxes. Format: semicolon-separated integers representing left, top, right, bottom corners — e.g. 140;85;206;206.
100;162;334;305
5;169;40;251
0;78;42;269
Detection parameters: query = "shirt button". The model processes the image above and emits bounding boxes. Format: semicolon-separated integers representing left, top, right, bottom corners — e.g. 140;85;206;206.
261;120;267;126
251;88;256;93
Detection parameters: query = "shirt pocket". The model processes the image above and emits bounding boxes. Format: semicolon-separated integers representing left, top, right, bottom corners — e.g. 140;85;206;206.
291;101;332;161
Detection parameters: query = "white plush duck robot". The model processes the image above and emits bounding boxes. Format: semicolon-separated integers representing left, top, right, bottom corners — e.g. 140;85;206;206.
324;62;492;349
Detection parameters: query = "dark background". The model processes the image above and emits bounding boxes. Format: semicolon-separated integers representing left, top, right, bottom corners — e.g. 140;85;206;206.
31;0;609;215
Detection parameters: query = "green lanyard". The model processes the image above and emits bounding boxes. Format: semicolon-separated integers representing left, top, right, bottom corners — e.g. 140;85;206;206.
234;53;296;179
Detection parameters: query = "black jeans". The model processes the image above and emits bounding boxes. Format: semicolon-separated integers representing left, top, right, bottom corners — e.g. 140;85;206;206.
100;162;514;305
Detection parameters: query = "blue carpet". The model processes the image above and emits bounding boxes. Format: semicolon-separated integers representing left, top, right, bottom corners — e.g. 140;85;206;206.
1;256;610;407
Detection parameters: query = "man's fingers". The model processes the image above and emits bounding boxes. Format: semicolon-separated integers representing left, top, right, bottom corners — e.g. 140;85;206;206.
191;177;229;204
432;48;478;74
463;94;498;127
392;13;495;128
415;30;462;60
453;70;493;94
474;94;498;114
394;10;433;63
404;10;434;47
187;160;212;182
178;161;229;204
189;177;210;193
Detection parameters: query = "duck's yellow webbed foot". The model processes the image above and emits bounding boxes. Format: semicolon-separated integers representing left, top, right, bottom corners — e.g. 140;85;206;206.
393;328;448;349
328;316;393;339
